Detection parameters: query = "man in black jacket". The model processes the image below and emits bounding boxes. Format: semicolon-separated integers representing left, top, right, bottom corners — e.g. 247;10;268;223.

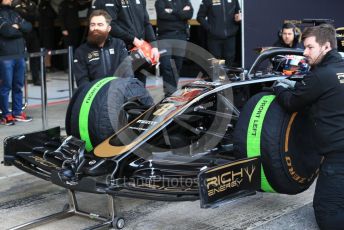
273;24;344;229
273;23;300;48
91;0;159;85
73;10;133;87
0;0;32;125
197;0;241;67
155;0;193;97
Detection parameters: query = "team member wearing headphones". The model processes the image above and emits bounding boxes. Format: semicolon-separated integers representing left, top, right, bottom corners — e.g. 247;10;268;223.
273;22;300;48
273;24;344;229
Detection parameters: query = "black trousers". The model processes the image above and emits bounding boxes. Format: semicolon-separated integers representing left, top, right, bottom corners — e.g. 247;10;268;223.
158;31;187;97
313;154;344;230
207;35;236;67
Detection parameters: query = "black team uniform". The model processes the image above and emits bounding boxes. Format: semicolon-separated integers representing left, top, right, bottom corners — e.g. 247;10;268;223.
155;0;193;96
73;37;133;87
197;0;240;67
274;50;344;230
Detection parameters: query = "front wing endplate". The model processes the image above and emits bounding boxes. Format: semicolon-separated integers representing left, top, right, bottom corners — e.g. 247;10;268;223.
198;157;261;208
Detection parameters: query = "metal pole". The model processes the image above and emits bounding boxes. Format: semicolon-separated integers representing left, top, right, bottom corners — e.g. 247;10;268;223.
23;62;28;110
40;48;48;130
67;46;74;99
240;0;245;69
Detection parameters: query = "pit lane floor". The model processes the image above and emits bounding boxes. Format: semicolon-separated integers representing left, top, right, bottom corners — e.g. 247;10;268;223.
0;72;319;230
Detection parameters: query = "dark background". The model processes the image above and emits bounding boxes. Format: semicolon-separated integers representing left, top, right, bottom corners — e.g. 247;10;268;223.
50;0;344;72
244;0;344;68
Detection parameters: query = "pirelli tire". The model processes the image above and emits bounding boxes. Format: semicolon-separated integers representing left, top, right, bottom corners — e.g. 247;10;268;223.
65;77;153;152
233;92;322;195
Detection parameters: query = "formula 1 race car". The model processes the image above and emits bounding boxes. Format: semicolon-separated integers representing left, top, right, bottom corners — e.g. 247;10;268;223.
2;48;322;229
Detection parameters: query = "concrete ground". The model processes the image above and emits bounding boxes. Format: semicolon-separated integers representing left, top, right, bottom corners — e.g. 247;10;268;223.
0;72;319;230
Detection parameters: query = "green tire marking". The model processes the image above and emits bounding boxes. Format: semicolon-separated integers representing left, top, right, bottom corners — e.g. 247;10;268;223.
79;77;116;151
247;95;276;192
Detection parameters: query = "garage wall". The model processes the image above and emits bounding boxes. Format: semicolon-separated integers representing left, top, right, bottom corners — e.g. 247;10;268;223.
244;0;344;68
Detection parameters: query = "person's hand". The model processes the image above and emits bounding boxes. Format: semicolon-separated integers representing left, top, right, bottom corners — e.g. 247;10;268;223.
133;37;144;48
234;13;241;22
151;47;160;63
62;30;69;36
278;79;296;89
183;5;191;11
12;24;19;29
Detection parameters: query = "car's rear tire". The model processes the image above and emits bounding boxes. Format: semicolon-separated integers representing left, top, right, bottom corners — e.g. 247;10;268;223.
66;77;153;152
233;92;321;194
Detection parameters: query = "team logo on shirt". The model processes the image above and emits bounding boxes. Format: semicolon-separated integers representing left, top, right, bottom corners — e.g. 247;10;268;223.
88;51;100;62
337;73;344;83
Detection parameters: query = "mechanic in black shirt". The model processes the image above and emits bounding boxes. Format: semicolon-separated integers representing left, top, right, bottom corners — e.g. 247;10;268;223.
73;10;133;87
155;0;193;97
91;0;159;85
273;24;344;230
273;23;300;48
197;0;241;67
